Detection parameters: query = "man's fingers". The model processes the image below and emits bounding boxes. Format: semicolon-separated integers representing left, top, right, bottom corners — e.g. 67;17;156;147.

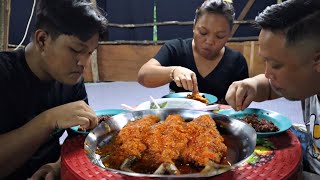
45;171;56;180
225;85;237;109
76;114;99;130
242;90;255;110
235;86;247;111
77;116;91;129
69;102;98;129
241;96;252;110
30;168;47;180
82;102;96;115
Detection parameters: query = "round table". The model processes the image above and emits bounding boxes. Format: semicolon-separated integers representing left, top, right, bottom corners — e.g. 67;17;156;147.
61;130;302;180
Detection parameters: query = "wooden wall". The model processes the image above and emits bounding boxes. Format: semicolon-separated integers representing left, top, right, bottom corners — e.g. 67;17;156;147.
83;41;265;82
96;45;161;82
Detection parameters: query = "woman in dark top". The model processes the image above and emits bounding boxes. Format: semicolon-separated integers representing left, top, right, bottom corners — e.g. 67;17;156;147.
138;0;248;103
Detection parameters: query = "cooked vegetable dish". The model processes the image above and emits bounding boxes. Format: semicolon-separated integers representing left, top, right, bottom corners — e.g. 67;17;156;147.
241;114;279;132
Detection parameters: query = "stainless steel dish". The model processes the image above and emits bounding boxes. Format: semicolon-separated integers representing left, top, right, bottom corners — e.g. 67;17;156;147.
84;109;257;178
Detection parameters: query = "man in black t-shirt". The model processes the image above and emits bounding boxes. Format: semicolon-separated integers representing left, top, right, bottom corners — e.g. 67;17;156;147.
0;0;107;179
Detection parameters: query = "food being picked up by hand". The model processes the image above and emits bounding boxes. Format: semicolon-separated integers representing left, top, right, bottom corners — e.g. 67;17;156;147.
241;114;279;132
187;93;209;104
78;115;112;132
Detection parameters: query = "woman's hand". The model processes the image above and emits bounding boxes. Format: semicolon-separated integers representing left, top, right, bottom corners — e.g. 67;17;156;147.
171;67;198;92
28;160;60;180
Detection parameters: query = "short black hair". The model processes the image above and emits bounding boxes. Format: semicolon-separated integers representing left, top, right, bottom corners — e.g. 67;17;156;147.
195;0;235;30
34;0;108;41
255;0;320;47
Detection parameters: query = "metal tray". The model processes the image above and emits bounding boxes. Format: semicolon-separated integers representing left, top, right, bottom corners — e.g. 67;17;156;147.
84;109;256;178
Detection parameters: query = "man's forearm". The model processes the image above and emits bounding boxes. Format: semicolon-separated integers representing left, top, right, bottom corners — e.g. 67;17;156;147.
253;74;282;101
252;74;275;102
0;116;53;177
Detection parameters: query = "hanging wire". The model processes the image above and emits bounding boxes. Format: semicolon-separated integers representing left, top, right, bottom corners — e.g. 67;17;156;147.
14;0;36;50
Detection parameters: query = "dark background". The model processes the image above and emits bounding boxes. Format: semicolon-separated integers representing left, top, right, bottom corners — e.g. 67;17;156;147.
9;0;277;45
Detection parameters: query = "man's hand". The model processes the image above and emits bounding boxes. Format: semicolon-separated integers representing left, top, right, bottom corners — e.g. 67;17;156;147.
225;78;258;111
37;100;98;131
28;160;60;180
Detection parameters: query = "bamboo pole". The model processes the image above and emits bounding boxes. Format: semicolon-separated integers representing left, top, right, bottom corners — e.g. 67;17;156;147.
97;36;258;45
108;20;254;28
231;0;255;37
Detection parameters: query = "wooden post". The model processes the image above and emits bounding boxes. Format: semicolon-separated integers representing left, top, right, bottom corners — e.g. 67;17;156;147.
91;50;100;82
90;0;100;82
249;41;255;77
0;0;4;51
0;0;10;51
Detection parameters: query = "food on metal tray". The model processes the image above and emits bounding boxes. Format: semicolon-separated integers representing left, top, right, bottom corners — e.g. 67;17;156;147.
96;114;228;175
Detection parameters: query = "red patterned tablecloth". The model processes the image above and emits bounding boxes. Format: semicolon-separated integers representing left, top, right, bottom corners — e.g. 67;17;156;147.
61;130;302;180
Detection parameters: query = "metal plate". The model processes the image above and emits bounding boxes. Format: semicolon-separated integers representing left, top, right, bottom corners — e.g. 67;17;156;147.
135;98;207;110
84;109;257;178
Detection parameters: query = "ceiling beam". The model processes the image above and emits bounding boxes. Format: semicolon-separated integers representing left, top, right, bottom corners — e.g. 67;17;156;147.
231;0;255;37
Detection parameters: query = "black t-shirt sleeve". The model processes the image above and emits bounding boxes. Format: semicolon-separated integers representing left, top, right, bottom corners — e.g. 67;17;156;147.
154;43;172;66
154;39;186;66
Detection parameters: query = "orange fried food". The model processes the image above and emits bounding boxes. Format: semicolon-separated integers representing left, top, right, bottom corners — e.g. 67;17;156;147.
97;114;227;173
182;115;227;166
187;93;209;104
97;115;160;168
142;114;189;167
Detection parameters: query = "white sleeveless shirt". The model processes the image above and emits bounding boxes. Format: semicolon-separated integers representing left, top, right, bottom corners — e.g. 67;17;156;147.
301;95;320;174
